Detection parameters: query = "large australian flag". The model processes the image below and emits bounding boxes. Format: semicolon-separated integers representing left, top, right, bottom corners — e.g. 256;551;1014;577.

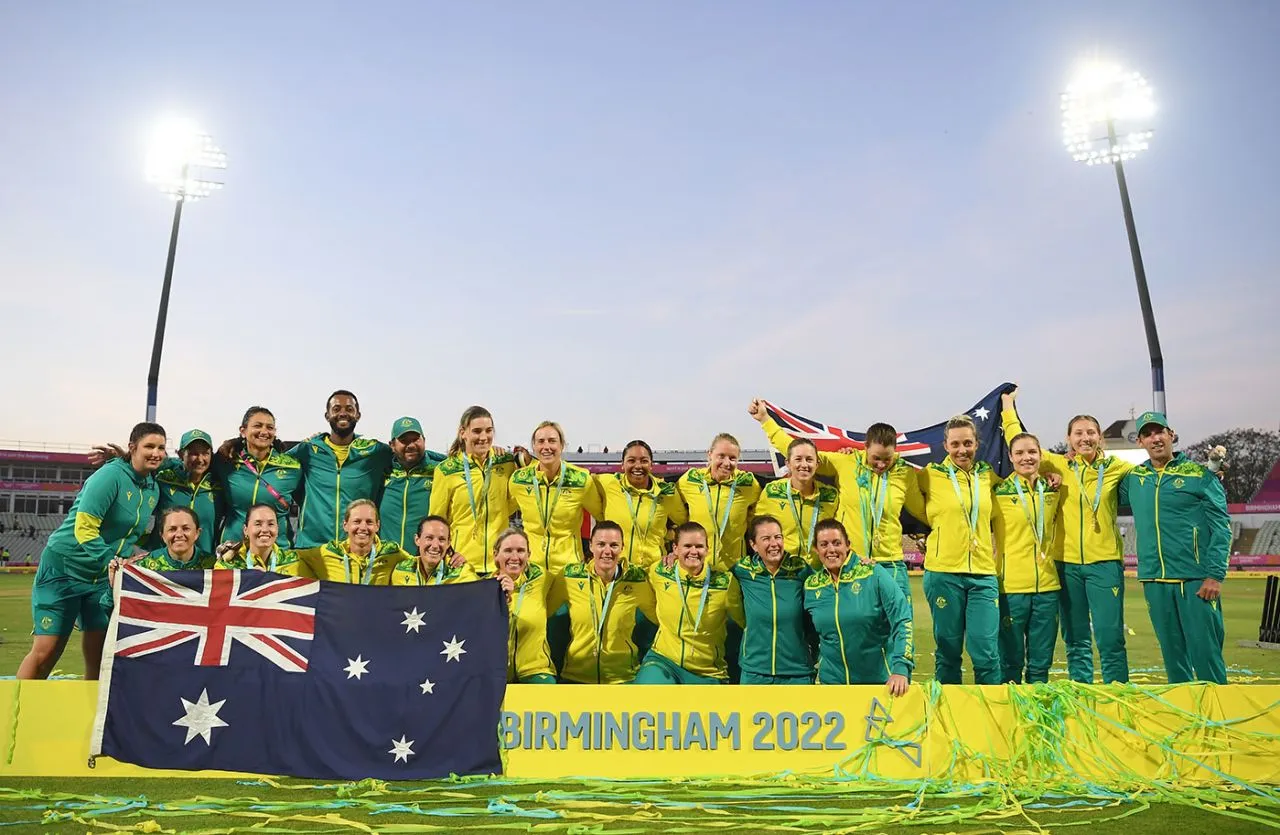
764;383;1018;534
90;566;508;780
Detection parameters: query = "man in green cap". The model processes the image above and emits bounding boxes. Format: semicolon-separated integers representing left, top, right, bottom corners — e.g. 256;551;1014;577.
149;429;223;555
1120;411;1230;684
379;417;448;553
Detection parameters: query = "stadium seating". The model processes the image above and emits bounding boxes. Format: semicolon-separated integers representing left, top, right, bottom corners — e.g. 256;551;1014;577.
1253;520;1280;556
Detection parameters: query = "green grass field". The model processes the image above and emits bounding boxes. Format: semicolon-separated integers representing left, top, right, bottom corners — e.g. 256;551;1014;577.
1;571;1278;834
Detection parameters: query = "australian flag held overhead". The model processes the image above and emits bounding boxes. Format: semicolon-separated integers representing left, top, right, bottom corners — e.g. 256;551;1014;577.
90;566;508;780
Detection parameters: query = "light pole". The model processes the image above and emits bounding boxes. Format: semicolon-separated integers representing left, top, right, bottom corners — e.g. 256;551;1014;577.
142;118;227;422
1061;63;1164;414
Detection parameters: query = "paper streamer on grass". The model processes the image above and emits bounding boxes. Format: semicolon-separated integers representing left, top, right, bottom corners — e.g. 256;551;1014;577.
1;682;1278;833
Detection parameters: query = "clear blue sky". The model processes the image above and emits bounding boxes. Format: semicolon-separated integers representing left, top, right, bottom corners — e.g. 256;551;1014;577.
1;2;1276;453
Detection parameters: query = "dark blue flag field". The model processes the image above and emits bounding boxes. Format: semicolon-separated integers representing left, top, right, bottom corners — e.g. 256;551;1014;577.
90;566;508;780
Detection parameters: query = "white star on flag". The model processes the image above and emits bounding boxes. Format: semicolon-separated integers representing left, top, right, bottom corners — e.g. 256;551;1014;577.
344;655;370;680
419;678;436;695
973;407;990;421
401;607;426;633
172;689;229;746
388;735;416;763
440;635;467;662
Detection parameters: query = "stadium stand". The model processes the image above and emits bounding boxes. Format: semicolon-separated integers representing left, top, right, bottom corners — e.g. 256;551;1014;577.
1254;520;1280;556
1253;459;1280;504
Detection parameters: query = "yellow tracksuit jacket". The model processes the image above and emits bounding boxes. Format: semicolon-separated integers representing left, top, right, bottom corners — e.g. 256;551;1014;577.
992;474;1063;594
676;468;761;570
387;557;480;586
561;562;655;683
428;450;518;576
599;473;688;568
295;537;407;584
646;561;745;680
752;478;839;567
761;418;923;561
1001;408;1134;564
508;564;555;682
507;462;603;582
917;457;1000;575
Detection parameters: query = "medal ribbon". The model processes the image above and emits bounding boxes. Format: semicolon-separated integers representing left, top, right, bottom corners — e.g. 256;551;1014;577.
859;463;889;556
786;481;822;557
532;465;567;567
588;565;621;655
1013;476;1047;556
700;476;737;559
1074;458;1107;527
946;463;982;543
622;479;658;545
341;540;380;585
674;566;712;631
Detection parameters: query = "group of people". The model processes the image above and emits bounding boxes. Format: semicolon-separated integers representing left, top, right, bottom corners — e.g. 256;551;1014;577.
18;387;1231;689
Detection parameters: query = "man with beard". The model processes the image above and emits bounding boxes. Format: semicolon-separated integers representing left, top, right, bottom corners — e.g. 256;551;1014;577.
287;392;444;549
1120;412;1230;684
380;417;448;553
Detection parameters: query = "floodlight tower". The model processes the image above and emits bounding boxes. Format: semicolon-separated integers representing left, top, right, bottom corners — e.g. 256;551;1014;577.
142;118;227;422
1061;63;1163;414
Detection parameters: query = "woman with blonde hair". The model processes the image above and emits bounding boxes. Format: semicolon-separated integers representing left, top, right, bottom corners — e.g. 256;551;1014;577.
916;414;1002;684
676;432;761;572
1000;387;1133;684
295;499;410;583
507;420;604;671
429;406;518;576
493;528;556;683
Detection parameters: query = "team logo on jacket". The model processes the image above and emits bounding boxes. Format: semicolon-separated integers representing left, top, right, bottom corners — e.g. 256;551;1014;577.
577;581;586;590
851;582;862;595
935;596;947;608
1112;587;1119;597
1173;478;1185;488
149;498;156;508
126;491;133;501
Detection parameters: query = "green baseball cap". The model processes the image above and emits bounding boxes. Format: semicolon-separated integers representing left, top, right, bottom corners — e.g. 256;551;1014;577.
179;429;213;451
1135;411;1169;433
391;416;424;440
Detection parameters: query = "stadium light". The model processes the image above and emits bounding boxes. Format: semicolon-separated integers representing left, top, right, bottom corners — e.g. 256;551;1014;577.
1062;62;1165;415
142;117;227;423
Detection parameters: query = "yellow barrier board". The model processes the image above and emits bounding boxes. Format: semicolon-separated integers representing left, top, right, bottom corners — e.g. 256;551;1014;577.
2;681;1278;784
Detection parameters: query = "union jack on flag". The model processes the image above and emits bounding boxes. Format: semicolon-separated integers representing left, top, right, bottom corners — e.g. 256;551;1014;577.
115;565;319;672
764;383;1017;478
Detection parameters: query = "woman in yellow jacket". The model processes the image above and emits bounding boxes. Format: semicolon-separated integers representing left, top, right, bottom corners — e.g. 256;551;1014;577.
992;433;1063;683
1001;387;1133;684
917;415;1002;684
751;437;839;567
295;499;411;583
494;529;556;684
750;401;924;600
428;406;518;577
213;503;307;574
676;433;761;572
561;521;656;683
507;421;603;672
385;516;479;586
633;522;745;684
598;440;687;569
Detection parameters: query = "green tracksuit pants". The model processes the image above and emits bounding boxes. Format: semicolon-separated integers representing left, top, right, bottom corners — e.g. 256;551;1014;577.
1142;580;1227;684
1057;561;1129;684
923;570;1000;684
632;651;724;685
882;560;913;679
998;591;1059;683
740;672;815;684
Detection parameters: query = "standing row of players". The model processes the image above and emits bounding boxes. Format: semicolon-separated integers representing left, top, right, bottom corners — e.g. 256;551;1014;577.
18;388;1230;688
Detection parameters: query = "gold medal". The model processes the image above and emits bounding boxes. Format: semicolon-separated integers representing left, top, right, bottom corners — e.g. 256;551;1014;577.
971;536;980;550
872;533;881;550
1092;517;1101;533
1039;551;1047;562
